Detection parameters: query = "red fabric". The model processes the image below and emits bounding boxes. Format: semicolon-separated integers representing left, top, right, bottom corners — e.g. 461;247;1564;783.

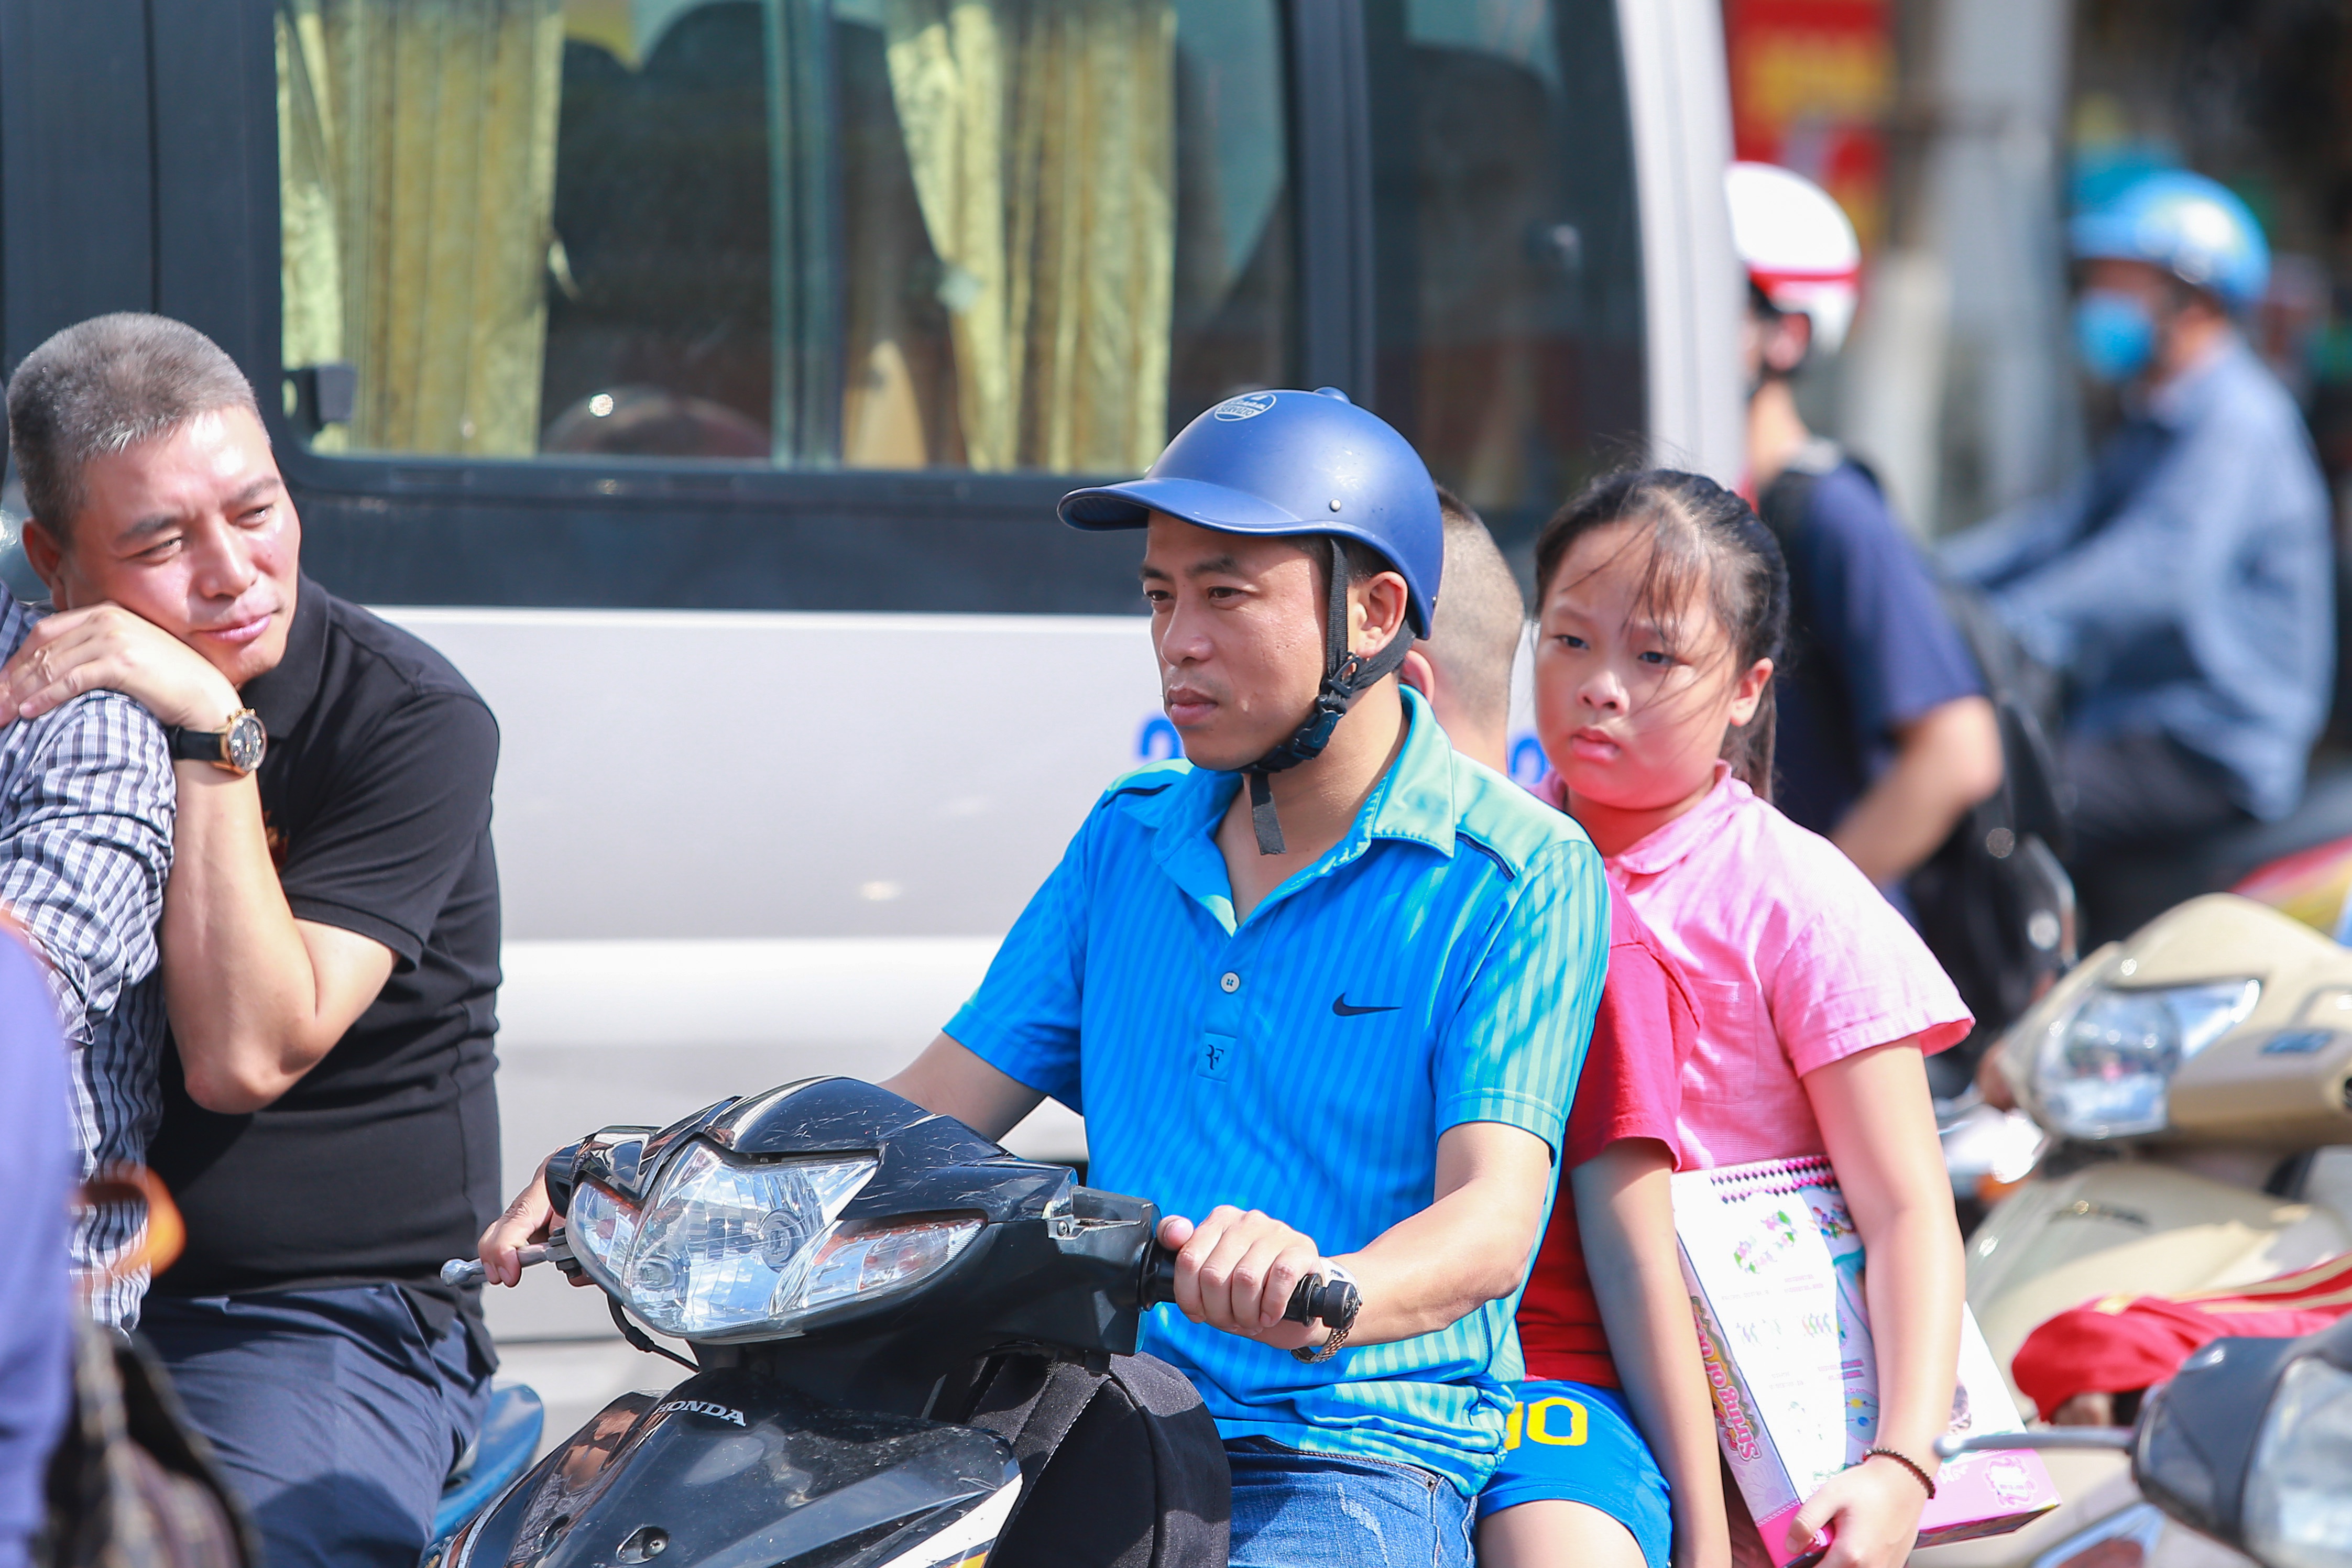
2012;1252;2352;1420
1517;887;1699;1387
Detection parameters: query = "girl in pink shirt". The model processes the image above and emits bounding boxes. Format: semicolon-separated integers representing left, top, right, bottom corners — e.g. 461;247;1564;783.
1530;470;1970;1568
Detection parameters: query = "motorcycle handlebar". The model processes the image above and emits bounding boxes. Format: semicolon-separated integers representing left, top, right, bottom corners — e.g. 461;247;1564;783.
441;1255;495;1286
441;1235;570;1288
1938;1428;2132;1458
443;1219;1364;1328
1137;1243;1360;1328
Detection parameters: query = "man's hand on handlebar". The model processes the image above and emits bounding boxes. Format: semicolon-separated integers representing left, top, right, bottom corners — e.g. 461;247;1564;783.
1157;1208;1329;1352
477;1156;588;1288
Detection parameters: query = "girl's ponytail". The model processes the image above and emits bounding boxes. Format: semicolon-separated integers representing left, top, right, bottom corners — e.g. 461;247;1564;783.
1533;469;1791;798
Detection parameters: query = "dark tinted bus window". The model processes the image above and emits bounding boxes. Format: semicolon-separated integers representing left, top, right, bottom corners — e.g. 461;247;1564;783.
1368;0;1645;541
276;0;1293;474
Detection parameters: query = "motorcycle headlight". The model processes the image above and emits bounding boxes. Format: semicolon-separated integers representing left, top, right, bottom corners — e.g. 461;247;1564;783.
2245;1355;2352;1568
2031;979;2258;1138
568;1139;975;1340
798;1215;986;1312
568;1175;640;1268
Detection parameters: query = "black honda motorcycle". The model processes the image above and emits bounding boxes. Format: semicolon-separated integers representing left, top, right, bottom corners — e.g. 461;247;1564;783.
434;1077;1349;1568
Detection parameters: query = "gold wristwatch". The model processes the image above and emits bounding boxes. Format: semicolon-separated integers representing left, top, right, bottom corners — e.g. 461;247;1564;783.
165;709;267;775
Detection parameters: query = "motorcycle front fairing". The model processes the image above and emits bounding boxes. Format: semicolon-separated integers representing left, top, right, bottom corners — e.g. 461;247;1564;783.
1970;895;2352;1383
2001;895;2352;1150
441;1376;1022;1568
1949;894;2352;1568
552;1077;1164;1413
443;1078;1174;1568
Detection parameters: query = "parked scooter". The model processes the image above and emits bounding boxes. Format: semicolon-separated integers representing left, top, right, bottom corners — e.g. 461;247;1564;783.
1915;892;2352;1568
1972;893;2352;1379
1938;1314;2352;1568
431;1075;1345;1568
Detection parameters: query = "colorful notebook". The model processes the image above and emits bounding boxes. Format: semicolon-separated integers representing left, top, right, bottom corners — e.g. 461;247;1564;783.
1673;1156;2059;1566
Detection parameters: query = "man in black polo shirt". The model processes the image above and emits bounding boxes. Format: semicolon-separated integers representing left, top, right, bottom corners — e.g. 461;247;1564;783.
0;314;500;1568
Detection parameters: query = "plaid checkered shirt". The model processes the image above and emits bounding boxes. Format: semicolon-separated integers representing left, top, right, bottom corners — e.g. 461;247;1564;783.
0;595;174;1329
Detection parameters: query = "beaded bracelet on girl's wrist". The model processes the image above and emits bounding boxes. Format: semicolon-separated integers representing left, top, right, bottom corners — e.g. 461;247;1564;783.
1858;1446;1938;1499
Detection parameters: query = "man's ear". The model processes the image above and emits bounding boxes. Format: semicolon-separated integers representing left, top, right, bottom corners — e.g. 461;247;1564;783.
1352;569;1411;656
19;520;68;604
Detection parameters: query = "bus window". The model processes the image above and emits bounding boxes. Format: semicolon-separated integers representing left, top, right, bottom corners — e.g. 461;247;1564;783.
1368;0;1646;541
274;0;1293;474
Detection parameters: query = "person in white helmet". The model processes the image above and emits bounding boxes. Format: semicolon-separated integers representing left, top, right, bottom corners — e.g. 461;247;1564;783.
1727;162;2003;910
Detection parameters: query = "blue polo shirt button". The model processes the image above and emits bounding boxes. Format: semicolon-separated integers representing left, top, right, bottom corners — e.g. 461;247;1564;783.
1219;971;1240;993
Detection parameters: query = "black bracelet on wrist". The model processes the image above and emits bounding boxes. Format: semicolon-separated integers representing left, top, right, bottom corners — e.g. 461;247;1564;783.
1860;1446;1938;1500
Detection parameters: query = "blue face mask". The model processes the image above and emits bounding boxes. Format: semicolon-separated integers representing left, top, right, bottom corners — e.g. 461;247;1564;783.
2074;289;2159;383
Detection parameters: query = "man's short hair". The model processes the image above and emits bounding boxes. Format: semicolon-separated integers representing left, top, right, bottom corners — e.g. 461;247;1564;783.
7;313;262;542
1424;488;1525;733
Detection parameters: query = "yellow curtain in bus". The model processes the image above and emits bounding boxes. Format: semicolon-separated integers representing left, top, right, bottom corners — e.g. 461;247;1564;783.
883;0;1176;474
277;0;563;456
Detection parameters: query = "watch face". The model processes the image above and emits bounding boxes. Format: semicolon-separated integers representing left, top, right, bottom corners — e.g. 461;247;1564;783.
224;712;268;774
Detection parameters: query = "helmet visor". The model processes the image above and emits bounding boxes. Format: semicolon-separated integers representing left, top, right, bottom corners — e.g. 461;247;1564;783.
1059;476;1307;533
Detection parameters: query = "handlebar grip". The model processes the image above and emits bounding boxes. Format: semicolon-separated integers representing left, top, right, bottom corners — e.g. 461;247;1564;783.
1138;1243;1355;1326
1139;1243;1179;1307
442;1241;555;1287
1283;1274;1360;1328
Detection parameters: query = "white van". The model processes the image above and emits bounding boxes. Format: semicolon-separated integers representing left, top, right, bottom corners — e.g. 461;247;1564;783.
1;0;1738;1349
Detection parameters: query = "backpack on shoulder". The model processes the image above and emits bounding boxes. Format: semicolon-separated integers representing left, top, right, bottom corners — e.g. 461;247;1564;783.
1759;447;2075;1096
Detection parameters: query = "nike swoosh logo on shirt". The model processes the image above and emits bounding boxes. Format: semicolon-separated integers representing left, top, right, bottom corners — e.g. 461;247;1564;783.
1331;995;1400;1017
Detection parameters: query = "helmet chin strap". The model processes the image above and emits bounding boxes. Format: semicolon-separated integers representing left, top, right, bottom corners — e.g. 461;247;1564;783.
1241;538;1412;856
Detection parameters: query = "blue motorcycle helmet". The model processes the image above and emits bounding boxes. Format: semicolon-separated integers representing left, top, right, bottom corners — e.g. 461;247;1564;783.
2071;169;2270;312
1060;387;1445;854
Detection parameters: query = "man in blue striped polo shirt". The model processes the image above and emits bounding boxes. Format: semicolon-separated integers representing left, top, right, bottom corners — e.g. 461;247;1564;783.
885;390;1608;1566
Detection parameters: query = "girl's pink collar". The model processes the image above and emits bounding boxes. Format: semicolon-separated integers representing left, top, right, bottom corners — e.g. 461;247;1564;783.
1534;761;1745;875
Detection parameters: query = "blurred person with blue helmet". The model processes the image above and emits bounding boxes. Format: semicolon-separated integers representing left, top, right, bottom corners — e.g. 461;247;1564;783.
2068;170;2271;378
868;388;1609;1567
1943;168;2332;942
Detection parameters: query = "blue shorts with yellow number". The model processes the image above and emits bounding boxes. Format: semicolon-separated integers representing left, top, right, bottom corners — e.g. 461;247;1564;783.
1476;1379;1671;1568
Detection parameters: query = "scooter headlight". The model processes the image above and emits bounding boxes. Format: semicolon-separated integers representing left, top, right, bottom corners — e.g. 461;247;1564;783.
568;1176;640;1270
2031;979;2258;1139
570;1140;887;1339
2245;1355;2352;1568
